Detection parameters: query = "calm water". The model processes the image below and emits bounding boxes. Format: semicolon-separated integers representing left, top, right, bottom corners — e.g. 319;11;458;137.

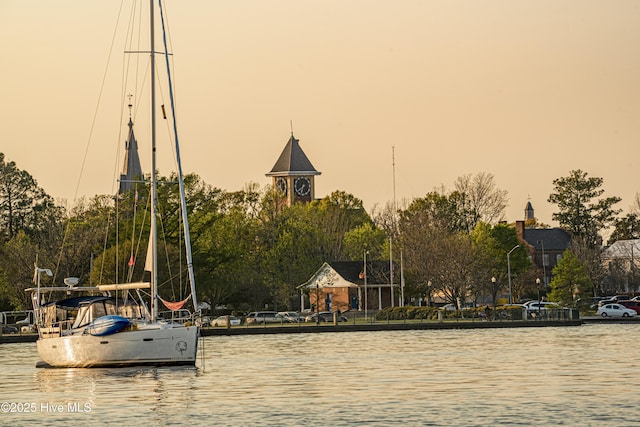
1;324;639;426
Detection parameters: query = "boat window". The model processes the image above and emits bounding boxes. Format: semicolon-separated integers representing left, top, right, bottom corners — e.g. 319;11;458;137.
104;300;118;316
93;301;107;319
73;305;91;329
72;301;107;328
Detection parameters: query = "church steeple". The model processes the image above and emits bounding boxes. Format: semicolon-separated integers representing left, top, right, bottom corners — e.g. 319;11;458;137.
525;200;535;220
118;103;143;194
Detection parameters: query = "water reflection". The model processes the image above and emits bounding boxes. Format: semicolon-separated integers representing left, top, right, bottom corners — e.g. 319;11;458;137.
1;324;640;425
32;365;200;422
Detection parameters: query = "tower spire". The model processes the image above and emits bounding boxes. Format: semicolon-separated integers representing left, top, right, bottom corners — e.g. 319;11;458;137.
525;197;535;220
119;97;143;194
127;93;133;119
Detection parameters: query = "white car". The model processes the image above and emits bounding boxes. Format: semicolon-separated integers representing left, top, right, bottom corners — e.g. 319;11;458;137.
523;301;560;311
597;303;637;318
276;311;303;323
245;311;279;324
16;316;36;333
211;315;242;327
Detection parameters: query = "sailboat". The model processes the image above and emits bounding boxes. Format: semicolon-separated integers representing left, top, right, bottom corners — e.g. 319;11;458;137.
26;1;199;368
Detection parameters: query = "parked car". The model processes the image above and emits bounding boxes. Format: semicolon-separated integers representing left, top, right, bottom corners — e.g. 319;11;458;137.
276;311;303;323
211;315;241;327
440;304;457;311
618;300;640;314
195;316;211;327
597;303;637;318
16;317;36;333
611;295;631;302
598;296;631;307
523;301;561;311
1;325;18;334
305;311;348;323
245;311;279;325
590;297;607;309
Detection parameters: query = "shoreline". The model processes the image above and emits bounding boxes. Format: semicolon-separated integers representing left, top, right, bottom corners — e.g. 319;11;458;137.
200;319;585;336
3;316;637;344
4;317;625;343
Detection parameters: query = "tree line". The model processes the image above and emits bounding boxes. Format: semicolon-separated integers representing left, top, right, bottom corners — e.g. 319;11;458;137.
2;152;639;313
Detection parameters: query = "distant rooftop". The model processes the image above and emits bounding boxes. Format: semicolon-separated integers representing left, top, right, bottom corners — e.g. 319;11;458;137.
602;239;640;259
522;228;572;251
266;133;320;177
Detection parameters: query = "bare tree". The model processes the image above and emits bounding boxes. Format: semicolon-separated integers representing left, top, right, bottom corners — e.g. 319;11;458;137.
632;193;640;215
454;172;508;230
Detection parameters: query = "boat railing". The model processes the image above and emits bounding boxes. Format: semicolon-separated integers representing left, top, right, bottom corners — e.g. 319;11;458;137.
158;309;192;325
38;320;76;338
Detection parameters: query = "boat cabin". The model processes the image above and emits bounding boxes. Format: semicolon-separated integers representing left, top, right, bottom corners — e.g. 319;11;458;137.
39;295;145;337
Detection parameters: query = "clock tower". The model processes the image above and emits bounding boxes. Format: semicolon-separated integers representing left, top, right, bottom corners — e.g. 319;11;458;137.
266;132;320;206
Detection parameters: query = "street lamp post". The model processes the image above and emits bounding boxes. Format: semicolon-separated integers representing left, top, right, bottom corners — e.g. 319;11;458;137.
537;240;546;289
507;245;520;305
400;250;405;307
491;276;496;306
364;250;369;323
491;277;496;320
536;277;542;318
316;281;320;325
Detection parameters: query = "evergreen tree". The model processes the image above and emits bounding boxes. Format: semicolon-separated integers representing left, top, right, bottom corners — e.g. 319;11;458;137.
548;250;592;308
0;153;56;241
548;169;621;247
609;213;640;244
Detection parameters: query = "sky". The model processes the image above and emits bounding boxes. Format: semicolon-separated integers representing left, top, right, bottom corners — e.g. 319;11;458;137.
2;0;640;227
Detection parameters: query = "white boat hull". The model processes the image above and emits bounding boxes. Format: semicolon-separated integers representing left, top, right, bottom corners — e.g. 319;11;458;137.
36;323;199;368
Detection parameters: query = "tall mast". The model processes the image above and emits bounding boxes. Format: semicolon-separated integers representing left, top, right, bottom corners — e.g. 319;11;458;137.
157;0;198;311
149;0;158;322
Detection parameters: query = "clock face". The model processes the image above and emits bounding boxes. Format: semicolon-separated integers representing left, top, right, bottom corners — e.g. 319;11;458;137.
275;177;287;195
294;177;311;196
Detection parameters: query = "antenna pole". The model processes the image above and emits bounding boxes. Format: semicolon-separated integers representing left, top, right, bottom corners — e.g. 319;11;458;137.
392;146;397;213
390;147;397;307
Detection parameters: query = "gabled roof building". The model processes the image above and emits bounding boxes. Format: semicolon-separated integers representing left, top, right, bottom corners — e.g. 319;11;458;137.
516;204;572;288
298;261;395;313
601;239;640;294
